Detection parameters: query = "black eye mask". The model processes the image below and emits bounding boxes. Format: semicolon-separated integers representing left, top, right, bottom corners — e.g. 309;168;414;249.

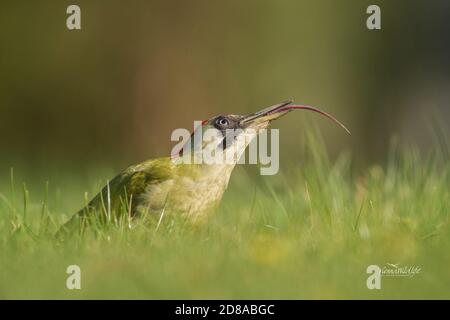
213;116;241;150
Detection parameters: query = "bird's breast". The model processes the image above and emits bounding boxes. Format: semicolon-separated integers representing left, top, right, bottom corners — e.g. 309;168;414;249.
139;164;235;221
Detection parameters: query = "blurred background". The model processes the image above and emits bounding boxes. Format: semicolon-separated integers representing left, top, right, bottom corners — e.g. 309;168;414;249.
1;0;449;176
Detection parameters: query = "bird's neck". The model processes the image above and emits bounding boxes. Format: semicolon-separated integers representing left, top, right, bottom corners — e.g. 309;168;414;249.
178;162;237;183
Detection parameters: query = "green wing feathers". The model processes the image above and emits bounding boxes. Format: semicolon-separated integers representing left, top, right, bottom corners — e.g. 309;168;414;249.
57;158;175;237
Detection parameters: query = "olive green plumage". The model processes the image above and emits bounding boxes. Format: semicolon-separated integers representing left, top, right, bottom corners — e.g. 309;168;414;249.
83;158;175;217
57;157;235;236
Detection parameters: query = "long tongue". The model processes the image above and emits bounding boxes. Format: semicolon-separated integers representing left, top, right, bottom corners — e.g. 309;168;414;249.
274;105;351;135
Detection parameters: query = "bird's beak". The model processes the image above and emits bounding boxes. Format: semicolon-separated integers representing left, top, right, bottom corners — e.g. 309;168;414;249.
240;100;351;134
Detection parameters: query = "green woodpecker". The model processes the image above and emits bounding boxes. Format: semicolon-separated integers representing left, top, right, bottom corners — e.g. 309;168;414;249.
58;101;349;235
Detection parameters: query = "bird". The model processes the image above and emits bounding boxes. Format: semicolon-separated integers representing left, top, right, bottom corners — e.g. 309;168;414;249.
57;101;349;236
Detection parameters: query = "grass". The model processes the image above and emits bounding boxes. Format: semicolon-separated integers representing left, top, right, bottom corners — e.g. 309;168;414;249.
0;129;449;299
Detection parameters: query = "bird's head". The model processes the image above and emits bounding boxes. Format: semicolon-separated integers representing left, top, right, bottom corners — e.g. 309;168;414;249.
175;101;350;165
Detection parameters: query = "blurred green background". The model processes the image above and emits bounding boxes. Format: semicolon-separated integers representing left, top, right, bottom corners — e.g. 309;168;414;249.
1;0;449;175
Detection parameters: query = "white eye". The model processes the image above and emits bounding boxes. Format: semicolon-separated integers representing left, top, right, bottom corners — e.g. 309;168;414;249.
216;118;229;127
